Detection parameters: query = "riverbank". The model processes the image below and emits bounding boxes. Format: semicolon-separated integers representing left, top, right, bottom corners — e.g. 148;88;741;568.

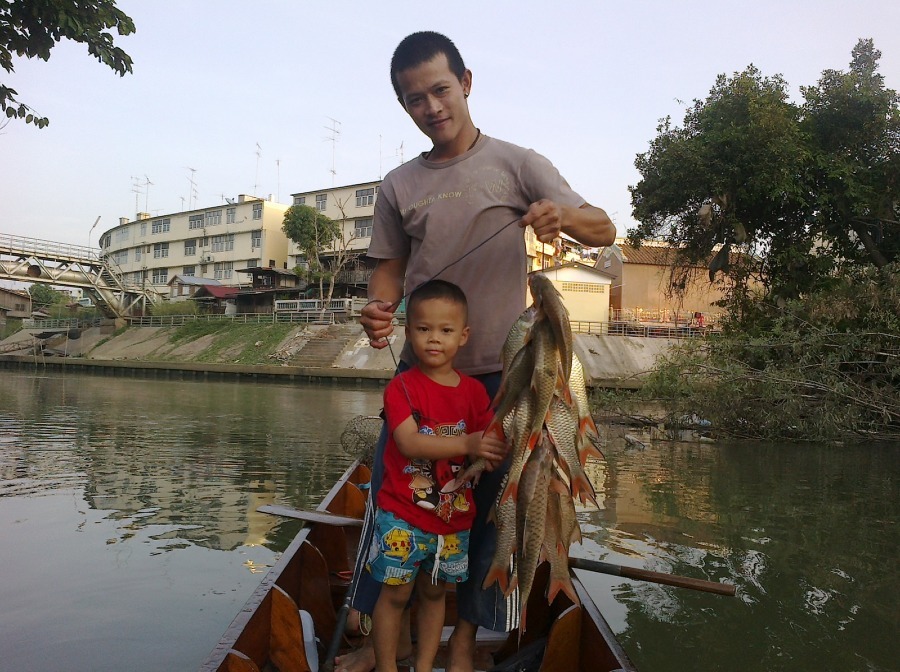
0;320;675;388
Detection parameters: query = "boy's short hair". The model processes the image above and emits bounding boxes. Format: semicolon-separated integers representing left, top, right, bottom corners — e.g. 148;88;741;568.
390;31;467;100
406;280;468;322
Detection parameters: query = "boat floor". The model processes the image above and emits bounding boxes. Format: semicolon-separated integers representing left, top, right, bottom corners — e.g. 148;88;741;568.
338;626;514;672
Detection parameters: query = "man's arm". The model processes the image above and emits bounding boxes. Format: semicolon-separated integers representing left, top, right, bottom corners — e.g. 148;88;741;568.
360;257;408;349
521;200;616;247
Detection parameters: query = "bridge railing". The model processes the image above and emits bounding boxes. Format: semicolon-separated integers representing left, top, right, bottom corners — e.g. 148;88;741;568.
125;312;337;327
0;233;98;261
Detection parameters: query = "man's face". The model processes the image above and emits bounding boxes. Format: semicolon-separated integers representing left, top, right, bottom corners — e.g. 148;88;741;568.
395;53;472;151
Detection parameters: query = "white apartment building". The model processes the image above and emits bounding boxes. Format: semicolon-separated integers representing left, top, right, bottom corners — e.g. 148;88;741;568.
98;195;290;293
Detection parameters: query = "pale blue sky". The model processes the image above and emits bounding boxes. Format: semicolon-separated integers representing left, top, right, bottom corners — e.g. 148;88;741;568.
1;0;898;251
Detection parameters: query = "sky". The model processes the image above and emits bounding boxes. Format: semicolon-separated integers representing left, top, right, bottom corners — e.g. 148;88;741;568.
1;0;899;255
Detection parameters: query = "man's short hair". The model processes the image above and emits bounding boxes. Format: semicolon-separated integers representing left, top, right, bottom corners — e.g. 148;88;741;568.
406;279;468;322
390;31;467;100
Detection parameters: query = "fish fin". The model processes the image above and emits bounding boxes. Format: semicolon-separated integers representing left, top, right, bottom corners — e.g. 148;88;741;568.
482;565;510;593
503;574;519;598
500;478;518;504
547;575;580;606
549;476;570;496
570;469;596;504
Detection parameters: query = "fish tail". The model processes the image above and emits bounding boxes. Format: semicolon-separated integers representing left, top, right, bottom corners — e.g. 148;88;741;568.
570;469;596;504
547;575;580;606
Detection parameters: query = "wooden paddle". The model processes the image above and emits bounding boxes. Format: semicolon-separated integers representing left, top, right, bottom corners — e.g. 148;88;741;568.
569;557;736;596
257;504;363;527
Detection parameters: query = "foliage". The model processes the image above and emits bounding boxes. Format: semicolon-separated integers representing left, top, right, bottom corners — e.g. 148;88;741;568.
629;39;900;315
634;264;900;442
1;0;135;128
28;283;69;308
150;300;200;316
282;199;362;317
165;321;294;365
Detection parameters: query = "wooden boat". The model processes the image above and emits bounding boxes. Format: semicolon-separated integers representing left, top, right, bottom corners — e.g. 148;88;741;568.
201;461;636;672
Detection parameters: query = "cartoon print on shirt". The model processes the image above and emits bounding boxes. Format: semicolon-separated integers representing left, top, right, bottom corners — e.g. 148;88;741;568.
404;421;474;524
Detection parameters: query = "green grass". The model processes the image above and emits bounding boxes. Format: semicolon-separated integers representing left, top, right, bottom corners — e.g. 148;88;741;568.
166;322;296;364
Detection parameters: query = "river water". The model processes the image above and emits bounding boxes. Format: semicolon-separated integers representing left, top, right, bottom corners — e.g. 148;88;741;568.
0;370;896;671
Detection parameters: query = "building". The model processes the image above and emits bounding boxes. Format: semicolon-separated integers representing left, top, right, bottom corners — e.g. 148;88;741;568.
596;239;728;323
531;263;614;324
0;287;31;327
98;195;291;295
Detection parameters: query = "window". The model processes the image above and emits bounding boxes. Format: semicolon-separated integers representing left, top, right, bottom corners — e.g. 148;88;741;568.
211;233;234;252
214;261;233;280
140;222;147;236
560;281;605;294
112;250;128;264
246;259;260;269
315;193;327;211
356;187;375;207
151;218;170;234
205;210;222;227
189;214;204;230
135;246;142;261
116;226;130;241
184;239;196;256
153;242;169;258
293;196;306;206
152;268;168;284
251;230;262;248
354;217;373;238
182;265;196;277
199;236;208;247
252;203;262;219
226;207;236;224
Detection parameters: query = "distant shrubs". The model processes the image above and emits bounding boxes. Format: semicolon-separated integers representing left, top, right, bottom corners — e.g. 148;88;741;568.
150;300;201;316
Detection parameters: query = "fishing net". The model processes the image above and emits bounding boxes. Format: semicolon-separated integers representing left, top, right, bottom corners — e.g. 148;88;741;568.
339;415;384;468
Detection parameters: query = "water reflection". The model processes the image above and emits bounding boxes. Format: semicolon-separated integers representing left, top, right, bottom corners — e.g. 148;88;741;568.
1;372;898;671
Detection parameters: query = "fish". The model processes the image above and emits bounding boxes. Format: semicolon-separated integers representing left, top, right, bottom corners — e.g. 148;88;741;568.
544;475;580;605
481;472;517;593
511;437;554;632
544;396;597;506
525;320;563;453
568;354;605;465
528;273;573;384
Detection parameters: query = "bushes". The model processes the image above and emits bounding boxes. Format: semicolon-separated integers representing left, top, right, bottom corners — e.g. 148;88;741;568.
632;264;900;441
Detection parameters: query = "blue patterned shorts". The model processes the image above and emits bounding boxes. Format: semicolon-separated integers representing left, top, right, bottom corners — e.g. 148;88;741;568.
366;509;470;585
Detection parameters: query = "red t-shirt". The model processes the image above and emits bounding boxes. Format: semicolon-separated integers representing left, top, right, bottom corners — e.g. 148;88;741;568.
378;366;493;535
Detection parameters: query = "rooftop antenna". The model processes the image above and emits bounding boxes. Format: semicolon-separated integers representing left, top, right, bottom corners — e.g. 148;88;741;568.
276;158;281;202
396;141;404;165
144;175;154;213
186;167;198;209
379;134;382;179
179;196;186;211
130;176;142;216
253;142;262;196
324;117;341;186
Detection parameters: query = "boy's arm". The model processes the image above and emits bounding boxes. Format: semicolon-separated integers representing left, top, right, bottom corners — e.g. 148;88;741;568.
393;416;506;463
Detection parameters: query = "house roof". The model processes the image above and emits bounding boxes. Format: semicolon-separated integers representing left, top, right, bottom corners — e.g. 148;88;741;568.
530;261;616;280
167;275;222;287
191;285;239;299
0;287;31;300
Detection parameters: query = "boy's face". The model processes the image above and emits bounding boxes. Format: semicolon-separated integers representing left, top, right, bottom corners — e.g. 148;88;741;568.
395;53;472;151
405;297;470;372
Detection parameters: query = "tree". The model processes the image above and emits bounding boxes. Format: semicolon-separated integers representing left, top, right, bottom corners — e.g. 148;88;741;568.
629;40;900;310
281;200;363;320
800;39;900;271
28;283;68;308
1;0;135;128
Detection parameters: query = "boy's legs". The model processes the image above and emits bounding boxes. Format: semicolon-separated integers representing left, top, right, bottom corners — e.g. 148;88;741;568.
413;573;447;672
372;581;415;672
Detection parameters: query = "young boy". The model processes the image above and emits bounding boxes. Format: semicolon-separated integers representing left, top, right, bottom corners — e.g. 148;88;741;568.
366;280;504;672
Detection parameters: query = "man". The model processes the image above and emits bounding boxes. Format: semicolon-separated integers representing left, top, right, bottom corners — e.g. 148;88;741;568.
337;31;615;672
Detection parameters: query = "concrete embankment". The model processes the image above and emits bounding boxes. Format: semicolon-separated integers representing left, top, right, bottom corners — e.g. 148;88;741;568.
0;322;674;388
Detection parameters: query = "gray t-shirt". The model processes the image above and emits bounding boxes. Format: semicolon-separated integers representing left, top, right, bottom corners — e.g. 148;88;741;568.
368;134;585;375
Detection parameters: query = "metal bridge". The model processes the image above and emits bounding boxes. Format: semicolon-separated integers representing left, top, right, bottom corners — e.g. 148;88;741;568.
0;233;161;318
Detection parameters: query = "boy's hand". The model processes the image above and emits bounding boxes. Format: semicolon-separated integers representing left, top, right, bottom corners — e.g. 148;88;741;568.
468;431;508;471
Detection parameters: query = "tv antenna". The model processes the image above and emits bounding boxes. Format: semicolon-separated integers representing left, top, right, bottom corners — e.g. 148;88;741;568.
186;167;198;209
253;142;262;196
396;141;404;165
276;158;281;202
144;175;154;213
130;176;142;216
324;117;341;186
